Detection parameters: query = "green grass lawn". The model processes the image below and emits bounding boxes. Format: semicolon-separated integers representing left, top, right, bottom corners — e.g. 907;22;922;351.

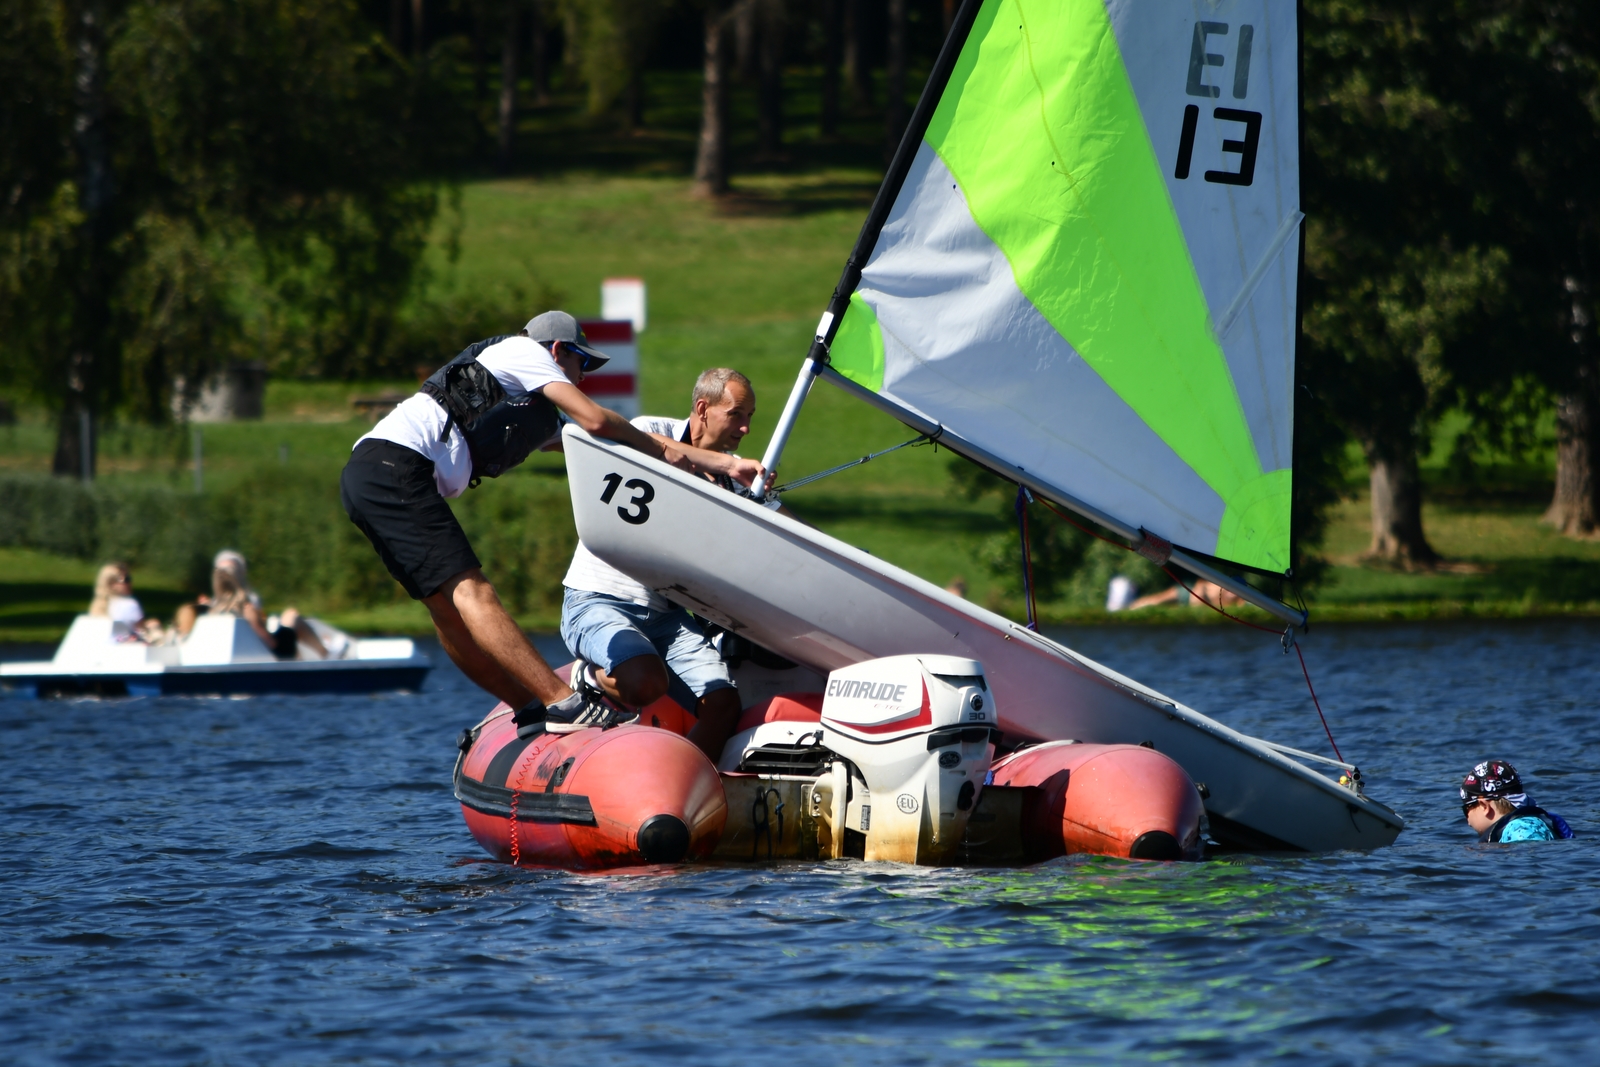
3;172;1596;641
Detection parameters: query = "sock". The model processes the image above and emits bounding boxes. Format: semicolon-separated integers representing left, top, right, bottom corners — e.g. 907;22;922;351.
512;699;548;738
546;691;586;717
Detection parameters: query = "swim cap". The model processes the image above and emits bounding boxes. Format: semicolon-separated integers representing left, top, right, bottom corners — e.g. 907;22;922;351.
1460;759;1526;806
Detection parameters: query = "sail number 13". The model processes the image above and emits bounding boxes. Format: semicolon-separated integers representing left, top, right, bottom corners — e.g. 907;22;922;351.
600;472;654;525
1175;21;1261;187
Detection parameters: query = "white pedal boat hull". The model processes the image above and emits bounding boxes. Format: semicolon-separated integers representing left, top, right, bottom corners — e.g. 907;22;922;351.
1;615;430;698
564;426;1402;852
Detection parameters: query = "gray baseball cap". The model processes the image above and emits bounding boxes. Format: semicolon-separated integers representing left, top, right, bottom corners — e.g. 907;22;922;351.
525;310;609;370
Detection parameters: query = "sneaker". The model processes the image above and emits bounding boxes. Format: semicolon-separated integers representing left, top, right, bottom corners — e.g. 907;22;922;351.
543;690;639;733
513;700;550;739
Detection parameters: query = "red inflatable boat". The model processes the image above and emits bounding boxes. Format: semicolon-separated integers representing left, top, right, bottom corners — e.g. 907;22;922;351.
989;741;1206;861
454;654;1205;868
454;705;726;869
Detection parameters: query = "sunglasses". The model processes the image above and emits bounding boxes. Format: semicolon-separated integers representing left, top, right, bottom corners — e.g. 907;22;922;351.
1462;798;1484;817
551;341;606;373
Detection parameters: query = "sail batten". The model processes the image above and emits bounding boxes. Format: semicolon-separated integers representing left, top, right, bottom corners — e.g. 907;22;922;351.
818;0;1300;577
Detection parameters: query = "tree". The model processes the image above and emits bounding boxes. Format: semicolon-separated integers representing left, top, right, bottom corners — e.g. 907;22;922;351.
0;0;444;474
1312;2;1600;543
692;0;751;197
1461;4;1600;536
1300;2;1512;566
818;0;842;138
498;0;522;171
884;0;906;157
559;0;671;127
843;0;872;110
529;0;551;105
757;0;785;156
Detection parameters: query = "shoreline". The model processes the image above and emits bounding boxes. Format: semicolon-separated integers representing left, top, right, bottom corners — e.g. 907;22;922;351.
7;602;1600;646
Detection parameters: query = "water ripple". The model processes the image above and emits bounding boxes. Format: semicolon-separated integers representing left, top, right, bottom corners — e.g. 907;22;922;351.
3;624;1599;1064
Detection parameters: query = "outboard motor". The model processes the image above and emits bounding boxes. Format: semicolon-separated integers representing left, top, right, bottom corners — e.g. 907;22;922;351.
819;655;996;864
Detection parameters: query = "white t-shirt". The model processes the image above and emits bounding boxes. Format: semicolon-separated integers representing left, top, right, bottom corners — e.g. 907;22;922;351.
562;415;780;610
107;595;143;625
356;336;570;498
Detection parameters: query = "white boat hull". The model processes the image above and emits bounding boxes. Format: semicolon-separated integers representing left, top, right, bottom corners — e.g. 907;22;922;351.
563;426;1403;852
1;615;430;698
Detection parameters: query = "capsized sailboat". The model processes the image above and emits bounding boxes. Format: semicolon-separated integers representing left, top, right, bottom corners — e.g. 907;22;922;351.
548;0;1402;858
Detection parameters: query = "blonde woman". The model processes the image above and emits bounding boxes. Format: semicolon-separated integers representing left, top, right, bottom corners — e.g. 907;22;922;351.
88;562;161;640
175;550;326;659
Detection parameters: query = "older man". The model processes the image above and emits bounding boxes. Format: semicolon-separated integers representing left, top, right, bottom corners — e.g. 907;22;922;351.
559;368;780;759
341;316;763;737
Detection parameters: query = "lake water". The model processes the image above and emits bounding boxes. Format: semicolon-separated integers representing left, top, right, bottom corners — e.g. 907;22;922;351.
2;622;1597;1065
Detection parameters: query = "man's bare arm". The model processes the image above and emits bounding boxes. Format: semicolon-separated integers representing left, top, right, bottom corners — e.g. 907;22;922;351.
543;382;766;485
645;433;766;488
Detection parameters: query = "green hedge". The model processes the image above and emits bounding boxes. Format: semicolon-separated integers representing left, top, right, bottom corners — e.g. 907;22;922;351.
0;470;578;615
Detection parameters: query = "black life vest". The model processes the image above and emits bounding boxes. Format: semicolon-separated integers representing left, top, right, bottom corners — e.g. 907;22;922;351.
421;335;563;486
463;391;562;482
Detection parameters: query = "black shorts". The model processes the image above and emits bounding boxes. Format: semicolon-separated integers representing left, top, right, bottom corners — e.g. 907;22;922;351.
340;439;481;600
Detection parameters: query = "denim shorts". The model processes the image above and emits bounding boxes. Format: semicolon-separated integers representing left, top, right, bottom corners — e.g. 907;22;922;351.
559;587;735;710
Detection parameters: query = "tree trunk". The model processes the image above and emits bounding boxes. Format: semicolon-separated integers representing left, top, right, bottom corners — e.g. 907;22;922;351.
53;401;95;482
529;0;549;104
693;7;732;197
471;3;488;107
819;0;841;138
884;0;906;158
625;69;645;133
734;1;757;82
411;0;425;59
390;0;406;51
843;0;871;109
498;0;521;173
1366;446;1439;566
56;0;112;481
756;0;784;156
1546;389;1599;534
1546;279;1598;536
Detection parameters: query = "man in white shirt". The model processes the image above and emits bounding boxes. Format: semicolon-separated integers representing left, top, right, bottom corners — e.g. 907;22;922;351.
340;313;764;736
561;368;779;760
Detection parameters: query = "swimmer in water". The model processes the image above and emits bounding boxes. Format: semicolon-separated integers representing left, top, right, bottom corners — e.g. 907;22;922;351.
1459;759;1575;842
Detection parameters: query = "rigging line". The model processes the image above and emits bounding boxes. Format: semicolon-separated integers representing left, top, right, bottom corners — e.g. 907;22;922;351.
1015;486;1039;631
1032;493;1349;765
1160;562;1347;764
1294;643;1345;765
771;433;934;494
1158;564;1281;636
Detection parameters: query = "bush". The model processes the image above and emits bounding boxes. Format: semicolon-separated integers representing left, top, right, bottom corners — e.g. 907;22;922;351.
0;468;579;616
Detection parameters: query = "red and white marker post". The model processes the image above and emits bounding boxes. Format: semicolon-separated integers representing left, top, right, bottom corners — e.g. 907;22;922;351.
576;320;639;420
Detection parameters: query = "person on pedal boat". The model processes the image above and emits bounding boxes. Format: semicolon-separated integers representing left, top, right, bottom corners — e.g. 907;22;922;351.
560;368;784;760
1460;759;1575;842
340;314;764;735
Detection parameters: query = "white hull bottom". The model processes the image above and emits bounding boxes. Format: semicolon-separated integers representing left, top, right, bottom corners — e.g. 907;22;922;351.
563;427;1403;852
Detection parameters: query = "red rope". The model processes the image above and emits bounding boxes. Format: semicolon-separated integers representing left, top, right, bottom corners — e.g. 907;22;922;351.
1295;643;1345;764
1032;493;1348;764
508;789;521;866
1158;565;1281;635
506;741;542;867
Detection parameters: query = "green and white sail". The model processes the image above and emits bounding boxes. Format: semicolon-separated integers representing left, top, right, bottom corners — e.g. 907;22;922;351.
825;0;1300;574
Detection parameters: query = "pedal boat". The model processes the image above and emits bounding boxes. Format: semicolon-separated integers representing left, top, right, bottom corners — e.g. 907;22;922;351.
0;614;430;698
